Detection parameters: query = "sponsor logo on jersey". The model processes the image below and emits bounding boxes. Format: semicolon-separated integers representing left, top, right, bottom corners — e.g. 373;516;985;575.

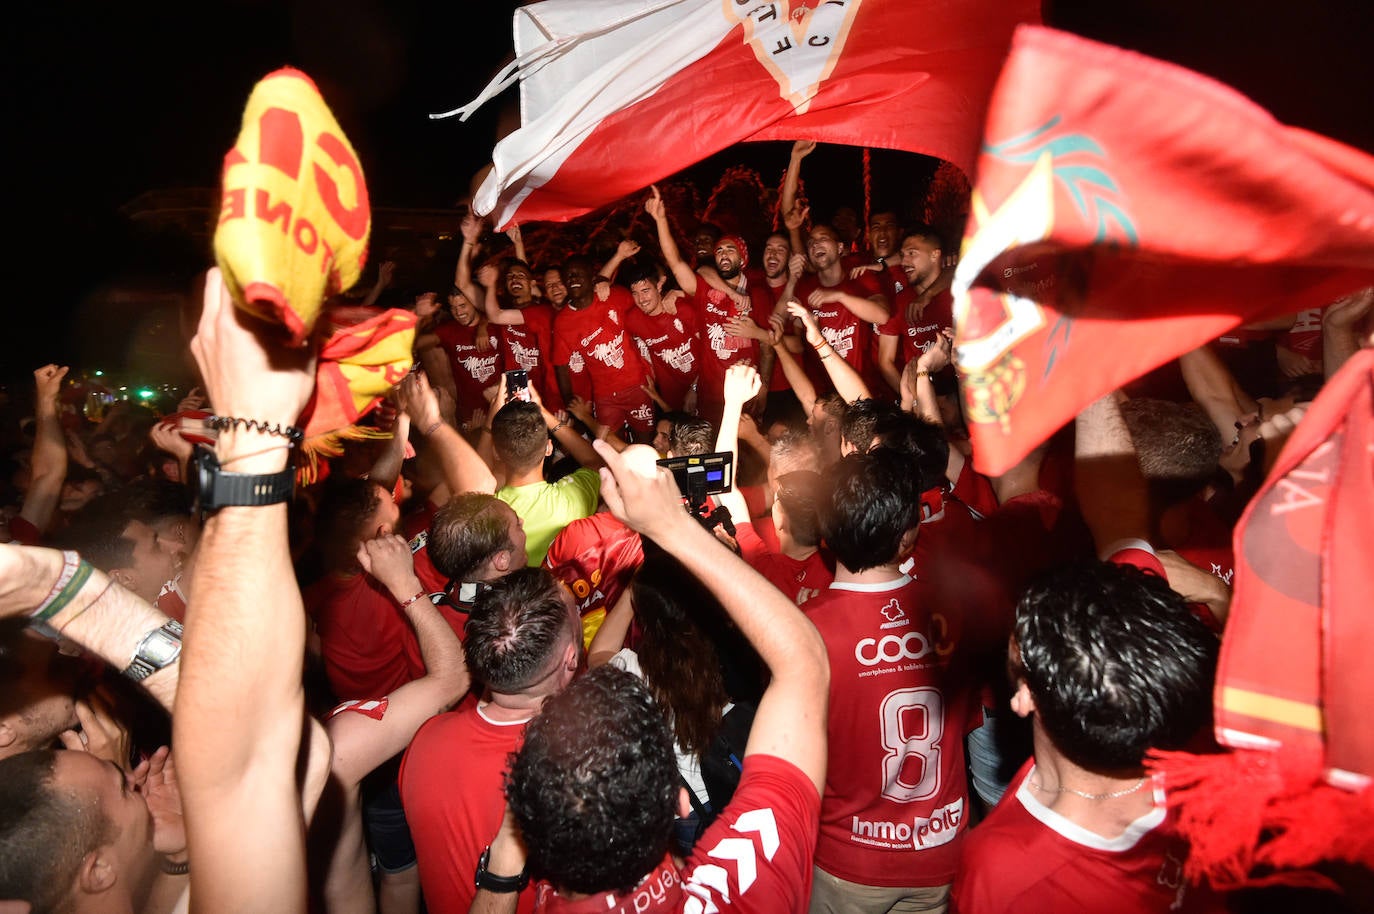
850;799;964;850
460;353;499;384
507;336;540;369
822;322;856;357
879;598;907;629
661;340;696;374
856;630;934;665
581;328;604;347
590;336;626;369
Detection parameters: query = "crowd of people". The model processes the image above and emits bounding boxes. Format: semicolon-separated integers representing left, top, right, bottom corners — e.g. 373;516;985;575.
1;137;1370;914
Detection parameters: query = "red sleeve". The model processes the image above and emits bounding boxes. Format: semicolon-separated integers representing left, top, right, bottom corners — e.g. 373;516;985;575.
551;313;574;364
5;515;42;545
683;755;820;914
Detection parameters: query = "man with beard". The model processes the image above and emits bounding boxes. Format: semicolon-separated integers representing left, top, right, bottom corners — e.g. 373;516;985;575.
646;186;775;426
877;227;954;397
785;224;890;395
477;254;560;411
551;256;655;441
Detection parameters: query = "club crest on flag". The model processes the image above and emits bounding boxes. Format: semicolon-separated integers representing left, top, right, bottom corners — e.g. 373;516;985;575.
953;112;1141;436
728;0;864;115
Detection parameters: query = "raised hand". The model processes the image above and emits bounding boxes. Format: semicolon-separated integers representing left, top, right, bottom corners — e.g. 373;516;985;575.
791;140;817;160
645;185;666;222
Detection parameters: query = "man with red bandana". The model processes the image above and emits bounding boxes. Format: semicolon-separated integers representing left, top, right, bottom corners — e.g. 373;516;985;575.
646;186;775;426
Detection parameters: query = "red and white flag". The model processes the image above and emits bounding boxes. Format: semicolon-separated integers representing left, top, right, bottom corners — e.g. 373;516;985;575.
444;0;1039;227
950;25;1374;478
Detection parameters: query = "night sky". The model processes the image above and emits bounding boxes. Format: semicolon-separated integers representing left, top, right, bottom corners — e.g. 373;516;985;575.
9;0;1371;381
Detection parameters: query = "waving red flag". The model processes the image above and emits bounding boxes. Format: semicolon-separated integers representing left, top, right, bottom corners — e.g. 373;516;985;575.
448;0;1039;228
951;26;1374;477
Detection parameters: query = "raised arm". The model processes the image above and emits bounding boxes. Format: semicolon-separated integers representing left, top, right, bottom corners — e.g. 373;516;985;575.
1075;393;1151;556
1;544;179;713
645;185;698;295
772;330;818;416
401;369;497;499
713;365;762;527
595;440;829;793
599;238;641;283
1178;343;1258;443
455;212;487;306
358;260;394;309
780;141;815;255
788;301;871;403
506;224;527;264
477;263;528;326
328;534;469;787
174;267;319;913
18;364;70;536
1323;287;1373;378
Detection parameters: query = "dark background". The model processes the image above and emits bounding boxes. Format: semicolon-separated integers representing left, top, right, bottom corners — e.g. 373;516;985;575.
7;0;1371;385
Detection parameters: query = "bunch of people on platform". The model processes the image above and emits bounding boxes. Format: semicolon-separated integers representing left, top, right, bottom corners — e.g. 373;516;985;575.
2;140;1370;914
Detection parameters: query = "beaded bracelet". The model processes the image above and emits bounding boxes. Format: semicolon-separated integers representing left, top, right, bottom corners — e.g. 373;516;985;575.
31;552;94;624
206;415;305;446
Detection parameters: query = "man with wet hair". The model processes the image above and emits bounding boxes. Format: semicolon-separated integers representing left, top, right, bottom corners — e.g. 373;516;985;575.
951;560;1221;913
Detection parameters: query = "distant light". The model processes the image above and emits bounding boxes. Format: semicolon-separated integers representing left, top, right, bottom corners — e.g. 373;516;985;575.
119;386;128;391
93;370;104;377
137;388;156;400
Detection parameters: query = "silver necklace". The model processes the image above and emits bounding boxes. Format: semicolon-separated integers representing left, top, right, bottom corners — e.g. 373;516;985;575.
1029;775;1147;800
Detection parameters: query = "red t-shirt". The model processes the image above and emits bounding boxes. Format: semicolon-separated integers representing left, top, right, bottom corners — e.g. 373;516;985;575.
879;287;955;367
803;576;980;887
502;303;560;408
400;702;536;914
624;302;701;412
435;320;503;421
794;272;885;387
950;760;1225;914
552;289;647;400
749;270;798;392
533;754;820;914
693;281;772;407
305;524;450;701
736;521;833;608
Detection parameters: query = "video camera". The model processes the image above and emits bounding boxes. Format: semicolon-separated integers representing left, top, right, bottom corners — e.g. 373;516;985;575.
656;451;736;536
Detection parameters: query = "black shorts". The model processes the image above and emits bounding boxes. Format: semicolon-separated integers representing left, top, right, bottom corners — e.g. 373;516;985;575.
362;775;417;874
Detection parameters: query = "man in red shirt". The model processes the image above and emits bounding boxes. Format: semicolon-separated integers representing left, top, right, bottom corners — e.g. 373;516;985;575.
804;447;978;913
646;187;775;426
789;224;891;394
950;559;1222;914
400;568;582;914
877;227;954;397
417;285;503;429
620;260;702;413
478;259;561;410
552;257;654;440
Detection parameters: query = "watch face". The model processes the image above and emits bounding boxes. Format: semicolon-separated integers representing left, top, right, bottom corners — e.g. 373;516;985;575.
140;629;181;667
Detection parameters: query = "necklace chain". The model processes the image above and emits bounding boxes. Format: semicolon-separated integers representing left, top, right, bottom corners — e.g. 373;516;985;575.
1029;775;1148;801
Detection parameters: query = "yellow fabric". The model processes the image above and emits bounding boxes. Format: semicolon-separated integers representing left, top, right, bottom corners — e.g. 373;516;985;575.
214;67;371;346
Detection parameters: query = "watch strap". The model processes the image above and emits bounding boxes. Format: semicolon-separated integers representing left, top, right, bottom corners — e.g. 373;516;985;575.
209;465;295;508
123;619;184;682
474;845;529;894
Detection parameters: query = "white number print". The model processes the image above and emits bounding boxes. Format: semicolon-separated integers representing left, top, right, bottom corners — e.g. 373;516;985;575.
879;687;943;803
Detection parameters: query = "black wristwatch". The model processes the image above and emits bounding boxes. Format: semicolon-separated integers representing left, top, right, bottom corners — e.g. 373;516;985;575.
191;445;294;517
475;845;529;894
